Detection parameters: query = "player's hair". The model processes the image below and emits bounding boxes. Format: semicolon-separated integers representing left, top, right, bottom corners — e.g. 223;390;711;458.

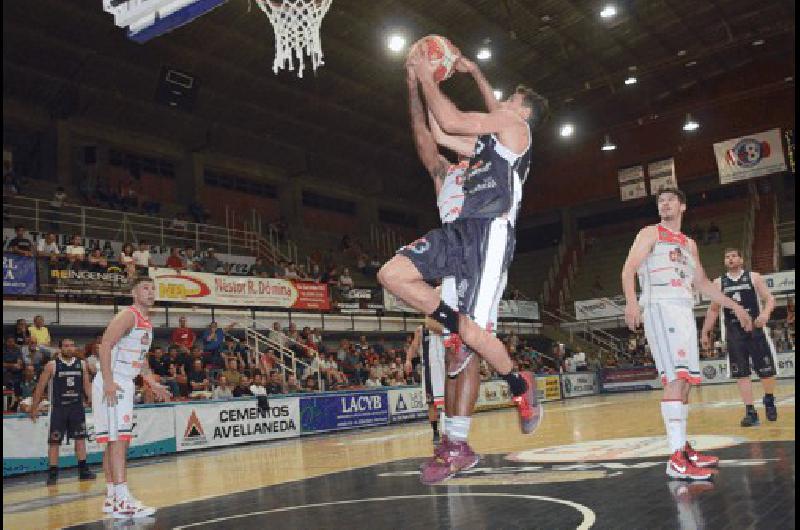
724;247;742;257
131;276;155;289
515;85;550;132
655;187;686;204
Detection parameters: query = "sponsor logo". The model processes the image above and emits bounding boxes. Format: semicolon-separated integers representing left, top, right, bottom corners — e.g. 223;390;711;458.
155;274;212;299
182;410;208;447
726;138;771;168
395;395;407;412
702;365;717;379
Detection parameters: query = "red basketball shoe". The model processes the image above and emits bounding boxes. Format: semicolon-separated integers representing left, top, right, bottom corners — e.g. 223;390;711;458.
666;450;713;480
685;442;719;468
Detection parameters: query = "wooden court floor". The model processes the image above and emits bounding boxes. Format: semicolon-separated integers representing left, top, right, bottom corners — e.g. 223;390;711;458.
3;380;795;529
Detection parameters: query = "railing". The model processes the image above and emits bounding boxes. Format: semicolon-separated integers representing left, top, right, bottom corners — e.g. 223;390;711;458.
239;325;324;391
771;197;781;272
549;307;625;355
741;190;757;269
370;224;400;260
777;220;795;243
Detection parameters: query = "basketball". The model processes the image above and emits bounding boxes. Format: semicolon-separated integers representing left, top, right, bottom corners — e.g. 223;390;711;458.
416;34;460;82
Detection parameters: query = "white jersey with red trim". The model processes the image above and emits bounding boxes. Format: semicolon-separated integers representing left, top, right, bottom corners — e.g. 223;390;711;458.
437;161;468;223
638;225;696;305
111;306;153;381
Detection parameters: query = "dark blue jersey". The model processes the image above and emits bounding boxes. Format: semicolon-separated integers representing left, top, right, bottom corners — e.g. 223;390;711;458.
721;271;761;331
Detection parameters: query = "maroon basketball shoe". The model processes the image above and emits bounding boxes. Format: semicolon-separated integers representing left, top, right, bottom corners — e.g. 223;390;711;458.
420;441;481;485
511;372;544;434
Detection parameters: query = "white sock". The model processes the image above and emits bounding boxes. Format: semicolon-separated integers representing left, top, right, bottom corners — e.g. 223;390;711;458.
660;401;685;453
440;412;450;437
114;483;130;501
449;416;471;442
681;403;689;447
106;483;115;498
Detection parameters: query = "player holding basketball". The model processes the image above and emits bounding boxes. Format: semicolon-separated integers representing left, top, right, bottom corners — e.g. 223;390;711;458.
700;248;778;426
94;276;171;518
29;338;96;486
622;188;753;480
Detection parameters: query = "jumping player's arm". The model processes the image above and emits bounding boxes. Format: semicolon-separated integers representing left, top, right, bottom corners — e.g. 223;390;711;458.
750;272;776;328
700;278;723;349
621;226;658;330
454;56;499;112
428;110;476;158
407;66;449;194
405;326;422;375
688;240;753;332
29;360;55;422
99;311;136;406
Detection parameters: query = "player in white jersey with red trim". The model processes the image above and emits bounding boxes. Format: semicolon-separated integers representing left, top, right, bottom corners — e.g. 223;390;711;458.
93;276;171;518
622;188;752;480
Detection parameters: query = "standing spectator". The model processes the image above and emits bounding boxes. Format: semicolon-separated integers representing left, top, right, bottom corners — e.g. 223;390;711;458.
249;257;271;277
309;263;322;282
165;247;185;270
65;235;86;269
171;316;196;353
199;321;237;357
200;248;222;274
119;243;137;278
28;316;57;357
132;240;155;273
212;375;233;400
9;226;34;256
51;186;67;208
13;319;30;346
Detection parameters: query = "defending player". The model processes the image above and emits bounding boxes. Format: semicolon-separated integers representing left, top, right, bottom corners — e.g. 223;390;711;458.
700;248;778;426
405;318;446;444
29;338;96;486
622;188;753;480
379;46;548;443
94;276;171;518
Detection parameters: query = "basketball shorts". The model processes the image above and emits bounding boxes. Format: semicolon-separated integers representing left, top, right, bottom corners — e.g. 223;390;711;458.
49;404;87;445
398;217;514;329
726;325;777;379
92;373;135;443
422;333;446;407
642;300;701;385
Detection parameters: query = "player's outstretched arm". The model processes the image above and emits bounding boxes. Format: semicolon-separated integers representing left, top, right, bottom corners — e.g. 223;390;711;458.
407;66;448;189
621;226;657;330
689;240;753;331
751;272;776;327
428;110;476;158
454;57;499;113
700;278;723;349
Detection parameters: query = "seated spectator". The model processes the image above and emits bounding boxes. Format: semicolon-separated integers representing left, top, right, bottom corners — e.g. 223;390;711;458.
148;346;178;394
119;243;137;278
171;316;196;354
321;266;338;286
365;369;383;387
184;246;202;272
3;172;20;197
140;194;160;215
187;359;211;399
132;240;155;273
338;268;354;291
170;213;188;231
308;263;322;282
249;257;271;277
165;247;185;270
85;343;100;376
366;255;382;276
269;322;287;349
707;222;721;243
274;259;288;279
200;248;222;274
284;262;300;280
28;315;57;357
17;364;38;402
87;247;108;272
222;358;243;387
285;374;302;393
51;186;67;208
356;253;368;274
3;337;23;389
265;372;285;395
232;375;253;397
249;373;268;396
9;225;33;257
13;319;30;346
296;264;308;280
65;235;86;268
303;375;319;392
21;337;47;370
36;232;61;262
212;375;234;400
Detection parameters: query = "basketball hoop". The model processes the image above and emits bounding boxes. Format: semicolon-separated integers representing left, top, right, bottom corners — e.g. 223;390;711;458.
254;0;333;78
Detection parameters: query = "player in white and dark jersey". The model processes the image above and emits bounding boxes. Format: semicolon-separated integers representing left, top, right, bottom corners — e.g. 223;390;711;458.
29;338;95;486
701;248;778;426
405;319;447;443
94;276;171;519
622;188;753;480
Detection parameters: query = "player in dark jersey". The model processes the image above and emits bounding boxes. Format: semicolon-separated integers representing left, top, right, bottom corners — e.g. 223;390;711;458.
701;248;778;426
30;338;96;485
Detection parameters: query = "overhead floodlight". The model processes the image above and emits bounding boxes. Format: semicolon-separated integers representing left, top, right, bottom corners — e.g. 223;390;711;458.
387;34;406;53
624;76;637;85
752;39;765;46
601;134;617;151
683;113;699;131
600;4;617;19
477;48;492;61
560;123;575;137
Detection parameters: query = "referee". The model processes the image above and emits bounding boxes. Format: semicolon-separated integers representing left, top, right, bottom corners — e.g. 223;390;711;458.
701;248;778;427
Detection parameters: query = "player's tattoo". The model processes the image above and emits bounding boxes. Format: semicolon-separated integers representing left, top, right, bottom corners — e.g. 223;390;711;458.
432;158;448;183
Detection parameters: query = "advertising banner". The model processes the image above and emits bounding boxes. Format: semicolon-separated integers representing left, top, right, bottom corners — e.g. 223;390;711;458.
700;350;795;383
474;376;562;412
4;406;175;476
300;391;389;433
383;289;418;313
498;299;540;320
151;268;330;309
174;398;300;452
49;267;131;295
388;387;428;422
539;375;563;401
562;372;599;398
2;253;36;295
763;270;795;294
618;165;646;201
714;128;787;184
600;367;662;393
648;158;677;195
574;295;626;320
337;287;385;314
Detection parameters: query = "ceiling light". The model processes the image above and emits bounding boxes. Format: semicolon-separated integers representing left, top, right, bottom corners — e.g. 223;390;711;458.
493;89;503;100
677;49;687;56
560;123;575;137
600;4;617;19
624;76;637;85
601;134;617;151
685;61;697;67
387;34;406;53
752;39;765;46
683;113;699;132
477;48;492;61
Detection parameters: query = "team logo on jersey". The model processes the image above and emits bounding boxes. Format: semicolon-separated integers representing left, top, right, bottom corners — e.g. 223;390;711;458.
677;349;687;358
669;247;687;265
141;332;150;345
474;138;485;155
403;238;430;255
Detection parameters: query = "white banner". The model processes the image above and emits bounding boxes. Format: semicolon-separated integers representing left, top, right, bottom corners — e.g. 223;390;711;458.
388;387;428;421
648;158;677;195
498;299;540;320
574;295;626;320
3;406;174;475
618;165;646;201
562;372;599;398
700;350;795;383
714;128;787;184
763;270;795;294
382;289;418;313
174;398;300;452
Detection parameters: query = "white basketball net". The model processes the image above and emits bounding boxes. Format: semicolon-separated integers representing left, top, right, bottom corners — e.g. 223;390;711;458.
254;0;333;78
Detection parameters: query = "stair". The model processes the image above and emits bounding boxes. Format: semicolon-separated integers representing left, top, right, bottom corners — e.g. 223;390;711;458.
751;194;778;273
